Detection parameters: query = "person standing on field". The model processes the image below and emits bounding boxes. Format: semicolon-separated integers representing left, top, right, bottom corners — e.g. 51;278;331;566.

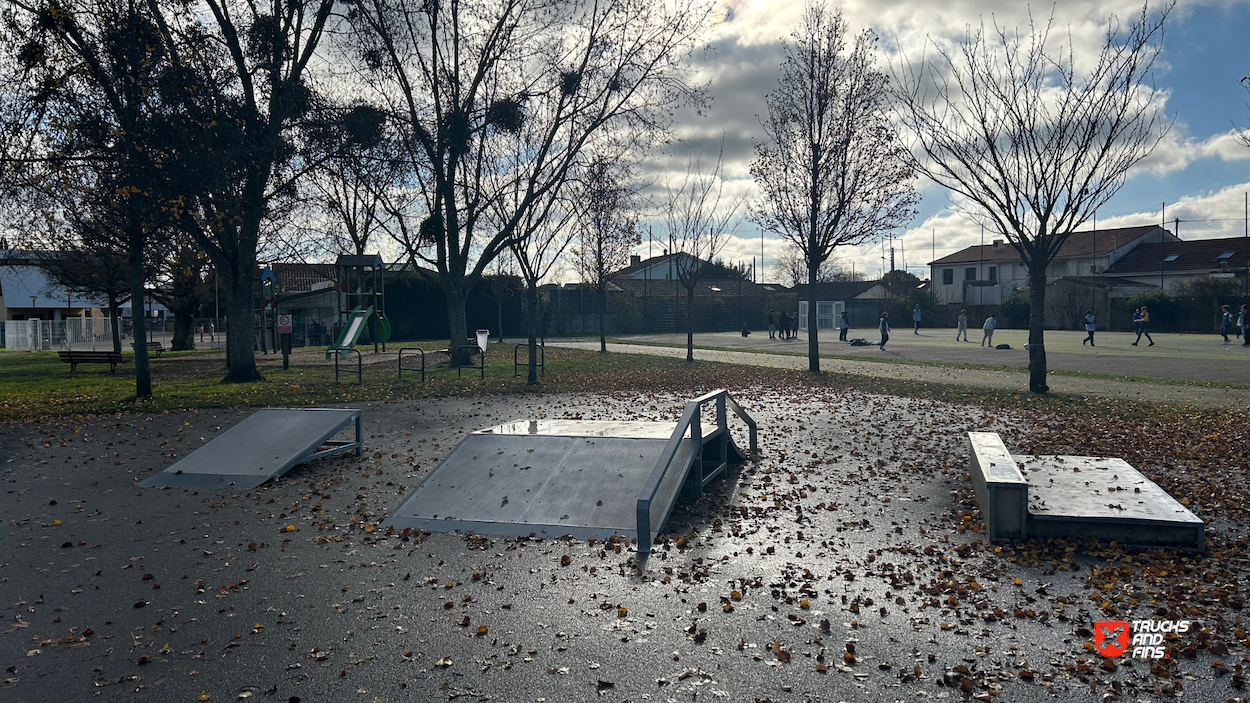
1242;304;1250;346
1082;311;1096;346
981;313;996;347
1132;305;1154;346
878;312;890;350
912;306;922;334
767;310;776;339
956;309;968;341
838;311;849;342
1221;305;1233;345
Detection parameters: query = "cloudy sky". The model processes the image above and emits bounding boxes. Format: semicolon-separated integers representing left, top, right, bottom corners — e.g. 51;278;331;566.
646;0;1250;283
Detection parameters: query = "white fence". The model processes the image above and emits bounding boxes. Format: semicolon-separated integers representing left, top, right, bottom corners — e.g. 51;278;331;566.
0;318;183;351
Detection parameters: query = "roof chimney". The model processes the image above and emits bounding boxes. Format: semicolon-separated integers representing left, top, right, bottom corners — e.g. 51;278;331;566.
992;239;1004;249
630;254;641;267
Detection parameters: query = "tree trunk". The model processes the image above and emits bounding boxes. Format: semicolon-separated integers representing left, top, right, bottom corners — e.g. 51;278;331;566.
1027;264;1049;393
444;281;468;367
128;233;152;398
172;309;195;351
222;262;263;383
807;262;820;373
109;297;122;354
598;286;607;353
685;285;694;363
526;281;539;385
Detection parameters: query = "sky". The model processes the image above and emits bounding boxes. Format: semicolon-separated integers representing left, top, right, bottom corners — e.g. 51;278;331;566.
644;0;1250;284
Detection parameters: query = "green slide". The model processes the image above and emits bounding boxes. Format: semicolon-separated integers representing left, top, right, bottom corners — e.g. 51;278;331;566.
327;306;374;359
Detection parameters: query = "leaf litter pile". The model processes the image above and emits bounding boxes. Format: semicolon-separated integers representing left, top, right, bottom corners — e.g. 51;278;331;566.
1;372;1249;702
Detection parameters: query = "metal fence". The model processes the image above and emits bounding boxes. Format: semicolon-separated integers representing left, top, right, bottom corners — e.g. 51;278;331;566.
1;318;179;351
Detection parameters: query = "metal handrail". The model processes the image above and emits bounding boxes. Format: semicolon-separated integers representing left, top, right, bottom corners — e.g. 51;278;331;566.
398;347;426;382
513;343;544;377
635;389;757;554
335;347;362;384
456;344;485;379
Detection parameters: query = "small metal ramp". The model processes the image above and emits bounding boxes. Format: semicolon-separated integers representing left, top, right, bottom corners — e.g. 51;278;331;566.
139;408;362;489
383;390;757;552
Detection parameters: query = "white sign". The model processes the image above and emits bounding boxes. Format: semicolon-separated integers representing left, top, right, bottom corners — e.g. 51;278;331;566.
277;314;293;334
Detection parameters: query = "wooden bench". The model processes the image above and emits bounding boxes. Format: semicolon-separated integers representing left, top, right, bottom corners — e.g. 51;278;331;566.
131;341;165;357
58;350;128;373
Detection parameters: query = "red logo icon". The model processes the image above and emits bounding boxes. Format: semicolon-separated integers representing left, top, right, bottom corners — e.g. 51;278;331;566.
1095;620;1130;658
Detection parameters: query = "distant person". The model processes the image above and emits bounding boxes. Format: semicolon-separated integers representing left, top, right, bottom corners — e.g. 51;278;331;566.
1132;306;1154;346
1221;304;1234;345
838;311;849;342
767;310;776;339
741;321;750;338
981;314;996;347
1082;311;1096;346
1242;305;1250;346
778;311;790;340
878;312;890;350
912;306;922;334
956;309;968;342
1132;307;1143;338
1239;305;1247;341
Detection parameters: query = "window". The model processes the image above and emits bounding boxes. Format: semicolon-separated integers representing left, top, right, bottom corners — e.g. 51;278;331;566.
988;266;997;282
1163;254;1179;262
942;269;954;285
1218;252;1235;260
965;267;977;281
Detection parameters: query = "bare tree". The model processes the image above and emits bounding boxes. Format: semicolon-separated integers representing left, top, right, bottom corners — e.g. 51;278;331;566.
751;5;918;373
575;155;640;352
894;4;1169;393
664;144;743;363
771;245;846;288
346;0;714;363
510;196;577;385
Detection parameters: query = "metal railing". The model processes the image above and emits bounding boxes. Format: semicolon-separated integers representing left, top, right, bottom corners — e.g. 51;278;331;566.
335;347;362;384
513;343;544;377
398;347;426;382
635;389;757;554
456;345;485;379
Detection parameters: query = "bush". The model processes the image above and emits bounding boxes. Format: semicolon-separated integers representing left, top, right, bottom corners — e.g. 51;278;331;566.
1126;288;1176;332
999;290;1030;329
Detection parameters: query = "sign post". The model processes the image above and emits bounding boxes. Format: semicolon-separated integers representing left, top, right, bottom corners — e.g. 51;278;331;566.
278;314;293;370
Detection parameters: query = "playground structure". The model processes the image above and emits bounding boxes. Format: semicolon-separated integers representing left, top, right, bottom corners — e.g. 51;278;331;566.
334;254;390;354
139;408;363;489
382;389;757;553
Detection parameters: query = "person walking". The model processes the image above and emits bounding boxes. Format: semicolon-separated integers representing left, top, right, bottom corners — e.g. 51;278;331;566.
1082;310;1096;346
1131;307;1142;339
1239;305;1246;342
838;311;849;342
767;310;776;339
981;313;996;347
878;311;890;350
956;309;968;341
1221;305;1234;345
912;306;922;334
1132;305;1154;346
779;310;790;340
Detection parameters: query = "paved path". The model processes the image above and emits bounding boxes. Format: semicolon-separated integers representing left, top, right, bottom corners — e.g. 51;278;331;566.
550;335;1250;409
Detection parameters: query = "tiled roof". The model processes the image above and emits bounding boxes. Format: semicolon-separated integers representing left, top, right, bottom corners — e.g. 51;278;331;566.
929;225;1165;265
1103;236;1250;275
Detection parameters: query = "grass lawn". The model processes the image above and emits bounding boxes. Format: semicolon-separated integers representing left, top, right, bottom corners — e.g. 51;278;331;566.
0;345;799;423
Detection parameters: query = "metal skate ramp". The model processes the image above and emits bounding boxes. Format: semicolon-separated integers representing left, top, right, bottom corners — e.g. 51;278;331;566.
383;390;758;551
139;408;362;489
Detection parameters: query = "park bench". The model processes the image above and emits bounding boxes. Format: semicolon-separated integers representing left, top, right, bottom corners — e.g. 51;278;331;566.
130;340;165;357
57;350;128;373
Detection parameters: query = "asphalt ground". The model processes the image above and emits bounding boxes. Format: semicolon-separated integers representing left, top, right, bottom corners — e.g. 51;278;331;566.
2;387;1246;702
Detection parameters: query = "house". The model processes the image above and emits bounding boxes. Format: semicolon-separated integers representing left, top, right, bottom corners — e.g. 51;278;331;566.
614;252;706;281
1100;235;1250;291
0;249;167;321
927;225;1176;305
